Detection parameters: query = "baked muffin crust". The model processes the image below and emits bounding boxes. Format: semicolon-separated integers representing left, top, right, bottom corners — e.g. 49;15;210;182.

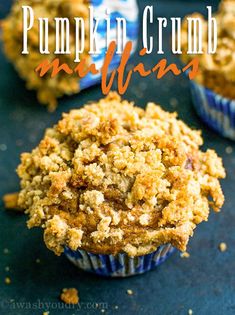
17;92;225;256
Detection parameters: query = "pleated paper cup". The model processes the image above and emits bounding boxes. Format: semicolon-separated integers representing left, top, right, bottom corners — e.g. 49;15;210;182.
189;80;235;140
64;244;175;277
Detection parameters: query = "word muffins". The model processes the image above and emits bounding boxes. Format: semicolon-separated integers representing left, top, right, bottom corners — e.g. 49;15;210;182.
181;0;235;140
1;0;138;110
16;93;225;276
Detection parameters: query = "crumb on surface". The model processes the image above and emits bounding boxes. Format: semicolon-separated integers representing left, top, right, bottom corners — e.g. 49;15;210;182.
0;144;7;151
42;312;49;315
180;251;190;258
5;277;11;284
188;309;193;315
5;266;10;272
114;305;119;309
101;310;105;313
225;146;233;154
169;97;178;108
36;258;41;264
3;248;9;254
127;289;133;295
3;192;22;211
219;242;227;252
60;288;79;304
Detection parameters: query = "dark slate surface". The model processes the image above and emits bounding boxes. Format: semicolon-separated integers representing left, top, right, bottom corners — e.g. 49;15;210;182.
0;1;235;314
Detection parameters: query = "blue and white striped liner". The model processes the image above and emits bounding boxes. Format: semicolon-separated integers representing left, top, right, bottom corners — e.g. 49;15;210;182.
80;0;139;90
64;244;175;277
189;80;235;140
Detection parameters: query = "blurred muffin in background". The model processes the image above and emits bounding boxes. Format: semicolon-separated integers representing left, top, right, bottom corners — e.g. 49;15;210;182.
1;0;139;111
2;0;91;111
180;0;235;140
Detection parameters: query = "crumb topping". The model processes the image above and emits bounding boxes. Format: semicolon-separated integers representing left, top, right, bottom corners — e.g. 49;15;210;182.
17;93;225;256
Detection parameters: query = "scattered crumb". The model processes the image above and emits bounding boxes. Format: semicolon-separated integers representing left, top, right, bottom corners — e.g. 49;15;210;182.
169;97;178;108
42;312;49;315
219;242;227;252
188;309;193;315
5;277;11;284
5;266;10;272
225;146;233;154
3;248;9;254
3;192;23;211
36;258;41;264
0;144;7;151
60;288;79;304
114;305;119;309
127;289;133;295
101;310;105;313
180;251;190;258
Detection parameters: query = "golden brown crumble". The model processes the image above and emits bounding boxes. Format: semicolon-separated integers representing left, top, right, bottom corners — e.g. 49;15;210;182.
3;192;22;211
17;92;225;256
180;0;235;99
180;251;190;259
5;277;11;285
60;288;79;304
219;242;227;252
1;0;90;111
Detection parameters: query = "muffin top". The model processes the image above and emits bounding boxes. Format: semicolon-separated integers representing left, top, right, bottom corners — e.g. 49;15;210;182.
181;0;235;88
17;93;225;256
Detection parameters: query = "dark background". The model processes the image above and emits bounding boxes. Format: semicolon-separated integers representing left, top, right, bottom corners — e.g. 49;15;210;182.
1;1;235;315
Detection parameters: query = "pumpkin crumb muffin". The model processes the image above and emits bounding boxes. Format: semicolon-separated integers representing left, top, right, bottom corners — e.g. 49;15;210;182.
16;92;225;258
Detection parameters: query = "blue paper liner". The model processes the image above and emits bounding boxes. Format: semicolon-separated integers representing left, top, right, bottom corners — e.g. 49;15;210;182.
79;0;139;90
64;244;175;277
189;80;235;140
